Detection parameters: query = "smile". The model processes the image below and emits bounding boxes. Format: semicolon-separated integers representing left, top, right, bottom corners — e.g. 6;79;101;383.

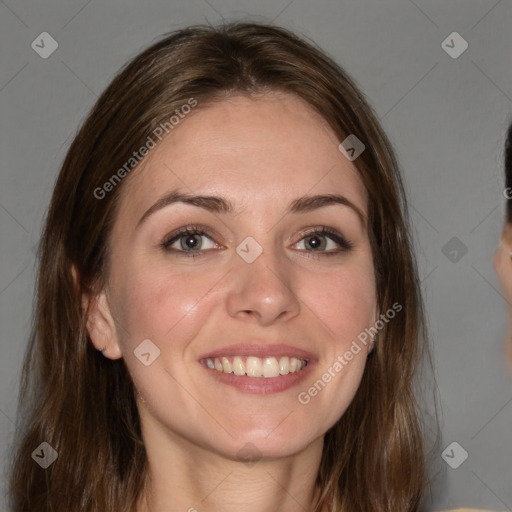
203;356;308;378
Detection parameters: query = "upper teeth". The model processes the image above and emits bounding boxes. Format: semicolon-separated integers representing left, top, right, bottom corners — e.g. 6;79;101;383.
205;356;307;378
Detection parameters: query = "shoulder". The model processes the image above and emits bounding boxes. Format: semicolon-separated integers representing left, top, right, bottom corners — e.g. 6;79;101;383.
437;509;499;512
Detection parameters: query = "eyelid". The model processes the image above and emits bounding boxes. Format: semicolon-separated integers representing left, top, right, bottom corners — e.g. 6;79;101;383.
161;224;354;256
161;224;224;251
290;226;354;251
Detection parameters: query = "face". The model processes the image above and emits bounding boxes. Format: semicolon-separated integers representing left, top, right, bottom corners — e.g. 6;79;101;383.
88;92;377;461
494;224;512;364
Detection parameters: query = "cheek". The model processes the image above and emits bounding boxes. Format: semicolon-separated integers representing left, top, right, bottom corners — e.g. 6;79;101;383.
290;260;375;420
493;250;512;369
495;250;512;297
110;261;228;352
108;264;229;419
298;262;376;346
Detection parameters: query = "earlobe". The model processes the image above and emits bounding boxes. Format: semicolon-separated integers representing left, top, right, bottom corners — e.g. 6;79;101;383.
73;264;123;360
83;289;123;360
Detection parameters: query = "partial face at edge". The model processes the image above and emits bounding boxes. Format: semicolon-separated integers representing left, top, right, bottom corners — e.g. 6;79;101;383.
87;92;378;460
494;225;512;364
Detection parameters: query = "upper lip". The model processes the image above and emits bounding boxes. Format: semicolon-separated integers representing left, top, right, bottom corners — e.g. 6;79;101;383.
198;342;317;362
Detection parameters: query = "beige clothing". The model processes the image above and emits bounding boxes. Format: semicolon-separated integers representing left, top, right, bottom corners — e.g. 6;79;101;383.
439;509;497;512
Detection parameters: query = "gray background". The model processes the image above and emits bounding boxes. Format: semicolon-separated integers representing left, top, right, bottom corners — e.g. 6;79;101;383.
1;0;511;510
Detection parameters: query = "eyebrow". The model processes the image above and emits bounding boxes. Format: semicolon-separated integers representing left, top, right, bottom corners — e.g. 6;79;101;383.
136;191;366;228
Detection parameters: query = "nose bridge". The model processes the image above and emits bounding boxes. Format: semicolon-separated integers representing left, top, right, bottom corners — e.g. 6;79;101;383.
226;237;301;325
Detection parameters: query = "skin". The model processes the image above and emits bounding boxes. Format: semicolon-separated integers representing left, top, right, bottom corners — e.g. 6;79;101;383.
85;92;377;512
493;224;512;364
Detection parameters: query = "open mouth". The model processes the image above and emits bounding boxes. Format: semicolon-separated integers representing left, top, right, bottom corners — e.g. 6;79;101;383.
201;355;308;378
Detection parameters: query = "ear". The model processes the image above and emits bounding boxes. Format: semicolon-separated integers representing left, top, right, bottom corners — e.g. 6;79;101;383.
72;266;123;360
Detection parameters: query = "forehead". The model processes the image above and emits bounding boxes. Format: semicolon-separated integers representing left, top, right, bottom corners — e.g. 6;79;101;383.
117;92;368;224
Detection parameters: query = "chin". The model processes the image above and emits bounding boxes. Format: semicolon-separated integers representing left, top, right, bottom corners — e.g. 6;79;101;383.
225;436;315;463
203;422;321;461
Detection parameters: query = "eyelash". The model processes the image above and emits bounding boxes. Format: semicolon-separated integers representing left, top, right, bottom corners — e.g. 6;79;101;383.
160;225;354;258
160;225;220;259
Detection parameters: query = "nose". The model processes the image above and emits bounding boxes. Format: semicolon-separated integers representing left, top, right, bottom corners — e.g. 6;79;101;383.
225;248;301;326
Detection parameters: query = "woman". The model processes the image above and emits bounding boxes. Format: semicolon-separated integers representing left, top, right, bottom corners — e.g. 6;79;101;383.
9;23;431;511
494;122;512;361
439;125;512;512
445;125;512;512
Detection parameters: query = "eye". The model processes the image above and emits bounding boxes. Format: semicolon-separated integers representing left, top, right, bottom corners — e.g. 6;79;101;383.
161;226;220;255
160;225;353;258
292;227;354;254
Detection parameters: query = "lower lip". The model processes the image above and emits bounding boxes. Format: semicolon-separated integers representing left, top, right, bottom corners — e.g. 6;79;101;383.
200;361;316;394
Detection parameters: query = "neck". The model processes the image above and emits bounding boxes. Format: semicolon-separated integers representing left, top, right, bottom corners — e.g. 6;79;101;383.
137;412;326;512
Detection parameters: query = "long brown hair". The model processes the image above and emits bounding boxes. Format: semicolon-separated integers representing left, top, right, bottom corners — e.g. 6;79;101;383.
10;22;431;511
